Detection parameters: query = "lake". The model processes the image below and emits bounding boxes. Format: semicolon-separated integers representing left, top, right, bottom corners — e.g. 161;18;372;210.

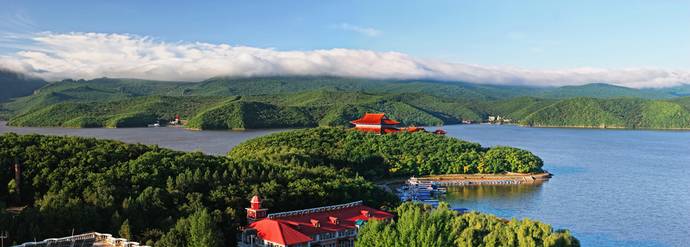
1;123;688;246
443;124;690;247
0;122;287;156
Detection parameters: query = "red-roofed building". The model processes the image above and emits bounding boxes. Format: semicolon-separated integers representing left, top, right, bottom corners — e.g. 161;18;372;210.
238;198;393;247
350;113;401;134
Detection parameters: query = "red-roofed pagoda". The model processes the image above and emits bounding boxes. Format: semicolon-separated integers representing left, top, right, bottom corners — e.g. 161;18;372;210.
350;113;401;134
351;113;443;135
238;195;393;247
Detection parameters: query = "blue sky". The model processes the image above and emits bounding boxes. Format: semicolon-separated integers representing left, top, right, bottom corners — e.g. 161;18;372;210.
1;0;689;87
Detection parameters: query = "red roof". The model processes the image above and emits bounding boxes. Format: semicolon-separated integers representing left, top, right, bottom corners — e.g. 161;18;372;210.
354;126;401;134
433;129;447;135
351;113;400;125
251;219;314;245
249;203;393;245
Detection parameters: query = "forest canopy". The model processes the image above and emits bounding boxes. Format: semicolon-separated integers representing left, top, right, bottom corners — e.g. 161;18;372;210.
228;128;544;178
356;202;580;247
0;133;396;245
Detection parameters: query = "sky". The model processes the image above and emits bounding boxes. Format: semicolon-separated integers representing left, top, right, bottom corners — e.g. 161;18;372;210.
0;0;689;88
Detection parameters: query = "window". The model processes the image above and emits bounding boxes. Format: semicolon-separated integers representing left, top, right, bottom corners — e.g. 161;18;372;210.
319;231;336;240
338;239;354;247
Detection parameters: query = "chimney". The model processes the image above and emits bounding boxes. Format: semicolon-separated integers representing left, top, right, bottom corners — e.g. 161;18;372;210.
329;216;339;225
310;219;320;228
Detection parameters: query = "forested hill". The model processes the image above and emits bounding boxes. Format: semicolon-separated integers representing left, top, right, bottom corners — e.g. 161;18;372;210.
0;69;47;102
2;72;690;129
0;133;397;245
228;128;544;177
6;91;481;128
517;97;690;129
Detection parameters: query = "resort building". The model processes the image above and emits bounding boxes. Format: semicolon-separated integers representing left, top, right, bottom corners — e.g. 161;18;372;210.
350;113;444;135
350;113;401;134
14;232;148;247
238;196;394;247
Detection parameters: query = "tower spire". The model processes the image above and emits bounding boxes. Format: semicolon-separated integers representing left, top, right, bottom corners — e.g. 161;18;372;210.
246;195;268;223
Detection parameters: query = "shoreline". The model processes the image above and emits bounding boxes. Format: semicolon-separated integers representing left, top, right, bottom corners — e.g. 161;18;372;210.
416;172;552;185
6;120;690;132
517;124;690;131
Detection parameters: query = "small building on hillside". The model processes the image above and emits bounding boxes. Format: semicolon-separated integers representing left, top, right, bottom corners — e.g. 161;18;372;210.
238;196;393;247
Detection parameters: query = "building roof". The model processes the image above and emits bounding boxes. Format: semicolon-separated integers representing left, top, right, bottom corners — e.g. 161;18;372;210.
249;201;393;245
351;113;400;125
251;220;314;245
353;126;400;134
251;195;261;204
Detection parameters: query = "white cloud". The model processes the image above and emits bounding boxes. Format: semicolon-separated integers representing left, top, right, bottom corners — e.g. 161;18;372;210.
0;32;689;88
335;23;382;37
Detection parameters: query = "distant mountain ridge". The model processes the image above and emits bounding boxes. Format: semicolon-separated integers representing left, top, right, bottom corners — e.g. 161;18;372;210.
2;70;690;129
0;69;47;101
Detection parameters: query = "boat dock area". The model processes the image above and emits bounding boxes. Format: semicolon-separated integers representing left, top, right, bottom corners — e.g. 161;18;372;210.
410;172;552;186
396;172;551;208
396;179;446;207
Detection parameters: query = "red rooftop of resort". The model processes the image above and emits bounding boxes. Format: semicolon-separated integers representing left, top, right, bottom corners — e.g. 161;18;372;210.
351;113;445;135
350;113;400;125
239;197;393;247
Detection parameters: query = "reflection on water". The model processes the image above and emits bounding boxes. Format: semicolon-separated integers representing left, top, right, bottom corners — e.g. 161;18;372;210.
446;183;545;201
444;184;546;218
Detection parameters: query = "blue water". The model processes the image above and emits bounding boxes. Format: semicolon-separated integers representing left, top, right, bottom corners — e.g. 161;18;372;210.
0;121;286;156
443;124;690;247
2;122;688;246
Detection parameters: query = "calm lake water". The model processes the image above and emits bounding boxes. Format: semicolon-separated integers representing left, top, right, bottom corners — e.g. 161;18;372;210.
0;121;287;156
444;124;690;247
1;122;688;246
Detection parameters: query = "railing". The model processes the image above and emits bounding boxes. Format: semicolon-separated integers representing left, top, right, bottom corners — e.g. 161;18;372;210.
14;232;151;247
268;201;363;219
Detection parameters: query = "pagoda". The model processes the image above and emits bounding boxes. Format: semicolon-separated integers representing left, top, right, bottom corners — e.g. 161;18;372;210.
350;113;401;134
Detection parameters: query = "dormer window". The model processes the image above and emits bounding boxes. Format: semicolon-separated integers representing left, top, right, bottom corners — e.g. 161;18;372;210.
310;219;320;227
329;216;340;224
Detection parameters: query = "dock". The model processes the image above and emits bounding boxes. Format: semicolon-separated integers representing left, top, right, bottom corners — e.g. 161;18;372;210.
409;172;552;186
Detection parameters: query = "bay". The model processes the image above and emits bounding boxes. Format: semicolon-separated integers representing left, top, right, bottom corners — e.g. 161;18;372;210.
1;122;688;246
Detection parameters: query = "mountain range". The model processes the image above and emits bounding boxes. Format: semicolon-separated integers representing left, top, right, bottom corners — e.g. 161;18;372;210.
1;69;689;129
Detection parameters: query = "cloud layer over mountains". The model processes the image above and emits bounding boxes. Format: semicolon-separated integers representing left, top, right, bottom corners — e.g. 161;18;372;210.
0;32;688;88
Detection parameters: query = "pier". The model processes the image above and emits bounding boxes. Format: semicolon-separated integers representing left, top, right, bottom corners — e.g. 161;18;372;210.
409;172;552;187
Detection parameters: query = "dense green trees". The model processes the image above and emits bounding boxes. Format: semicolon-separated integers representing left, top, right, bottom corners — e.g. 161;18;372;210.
229;128;543;177
518;97;690;129
479;147;544;173
0;133;396;245
356;202;579;247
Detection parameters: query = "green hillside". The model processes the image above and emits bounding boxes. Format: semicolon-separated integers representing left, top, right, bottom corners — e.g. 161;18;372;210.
2;71;690;130
0;69;47;102
8;96;225;128
0;68;46;119
521;97;690;129
7;90;483;129
228;128;544;177
535;83;671;99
